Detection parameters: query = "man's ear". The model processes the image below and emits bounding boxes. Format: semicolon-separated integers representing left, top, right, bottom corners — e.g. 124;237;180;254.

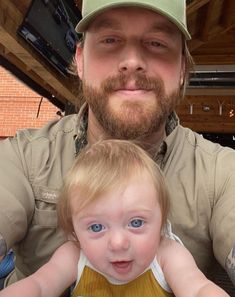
75;45;83;79
180;55;186;87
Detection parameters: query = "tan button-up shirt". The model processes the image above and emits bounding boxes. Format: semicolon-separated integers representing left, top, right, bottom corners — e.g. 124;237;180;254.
0;104;235;290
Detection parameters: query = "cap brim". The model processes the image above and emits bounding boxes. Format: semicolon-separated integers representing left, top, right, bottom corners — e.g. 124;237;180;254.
75;2;191;40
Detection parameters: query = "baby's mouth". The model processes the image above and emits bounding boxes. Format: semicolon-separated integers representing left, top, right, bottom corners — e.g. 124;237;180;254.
111;260;133;274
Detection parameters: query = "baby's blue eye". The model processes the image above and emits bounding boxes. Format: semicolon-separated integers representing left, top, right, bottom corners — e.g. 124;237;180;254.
89;224;103;232
129;219;144;228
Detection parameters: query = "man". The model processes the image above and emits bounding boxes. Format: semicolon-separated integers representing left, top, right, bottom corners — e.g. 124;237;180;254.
0;0;234;294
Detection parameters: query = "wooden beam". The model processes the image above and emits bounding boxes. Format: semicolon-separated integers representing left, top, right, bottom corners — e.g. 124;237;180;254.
187;0;235;58
0;44;66;104
186;88;235;96
199;0;218;42
220;0;235;28
0;0;77;105
188;38;204;52
179;121;235;133
189;21;235;53
177;94;235;133
187;0;210;16
192;53;235;65
9;0;31;15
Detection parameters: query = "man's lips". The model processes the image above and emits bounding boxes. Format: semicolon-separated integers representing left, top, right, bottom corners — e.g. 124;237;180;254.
117;89;147;93
113;89;152;97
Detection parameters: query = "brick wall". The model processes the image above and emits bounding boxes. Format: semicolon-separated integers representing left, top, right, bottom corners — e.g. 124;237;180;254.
0;66;61;138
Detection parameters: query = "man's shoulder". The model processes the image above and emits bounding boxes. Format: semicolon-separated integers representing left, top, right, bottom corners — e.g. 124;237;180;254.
176;125;233;153
174;125;235;168
0;114;79;170
15;114;78;144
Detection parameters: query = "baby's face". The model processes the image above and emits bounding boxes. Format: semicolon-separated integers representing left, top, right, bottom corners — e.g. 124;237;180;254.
71;171;162;282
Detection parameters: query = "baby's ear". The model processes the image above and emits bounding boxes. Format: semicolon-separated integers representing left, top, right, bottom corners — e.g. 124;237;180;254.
68;231;79;243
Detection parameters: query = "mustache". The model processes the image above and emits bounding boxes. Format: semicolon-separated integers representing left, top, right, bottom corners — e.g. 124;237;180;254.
100;73;165;95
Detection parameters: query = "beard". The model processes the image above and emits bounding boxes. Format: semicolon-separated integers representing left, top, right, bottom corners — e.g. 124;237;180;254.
81;73;182;140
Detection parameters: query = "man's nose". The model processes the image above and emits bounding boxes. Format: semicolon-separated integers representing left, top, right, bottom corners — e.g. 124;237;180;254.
108;230;130;252
118;43;146;75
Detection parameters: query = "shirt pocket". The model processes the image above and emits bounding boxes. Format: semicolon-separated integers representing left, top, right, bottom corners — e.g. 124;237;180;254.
32;185;60;227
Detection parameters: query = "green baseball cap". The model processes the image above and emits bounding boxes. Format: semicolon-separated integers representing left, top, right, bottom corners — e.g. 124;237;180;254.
75;0;191;40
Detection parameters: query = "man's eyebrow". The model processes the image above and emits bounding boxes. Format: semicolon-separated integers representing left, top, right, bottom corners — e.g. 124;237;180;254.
89;17;122;32
149;22;179;36
88;17;179;37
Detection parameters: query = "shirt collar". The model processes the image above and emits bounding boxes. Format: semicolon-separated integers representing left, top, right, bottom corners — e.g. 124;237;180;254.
74;103;88;155
74;103;179;159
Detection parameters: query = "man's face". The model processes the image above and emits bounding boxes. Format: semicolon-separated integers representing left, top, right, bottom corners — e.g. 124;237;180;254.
76;7;185;139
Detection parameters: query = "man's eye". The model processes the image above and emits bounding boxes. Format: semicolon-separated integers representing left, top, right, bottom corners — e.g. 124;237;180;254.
129;219;144;228
150;41;162;47
102;37;117;44
144;40;163;48
89;224;104;232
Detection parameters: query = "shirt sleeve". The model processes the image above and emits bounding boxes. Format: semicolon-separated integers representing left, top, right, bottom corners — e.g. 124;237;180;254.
0;136;35;250
210;147;235;268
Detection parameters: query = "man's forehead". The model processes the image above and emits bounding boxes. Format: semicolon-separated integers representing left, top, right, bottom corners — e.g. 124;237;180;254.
88;6;179;34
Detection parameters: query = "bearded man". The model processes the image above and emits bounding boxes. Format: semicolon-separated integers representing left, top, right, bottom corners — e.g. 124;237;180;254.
0;1;234;295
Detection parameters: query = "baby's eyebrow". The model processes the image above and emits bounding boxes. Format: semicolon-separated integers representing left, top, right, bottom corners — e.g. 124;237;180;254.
78;213;103;220
125;208;154;214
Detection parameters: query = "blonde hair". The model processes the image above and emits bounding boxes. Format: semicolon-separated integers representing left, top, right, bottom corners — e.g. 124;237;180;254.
57;139;170;236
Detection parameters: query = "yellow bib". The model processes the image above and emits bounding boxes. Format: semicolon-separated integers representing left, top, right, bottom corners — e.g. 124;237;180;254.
71;266;174;297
